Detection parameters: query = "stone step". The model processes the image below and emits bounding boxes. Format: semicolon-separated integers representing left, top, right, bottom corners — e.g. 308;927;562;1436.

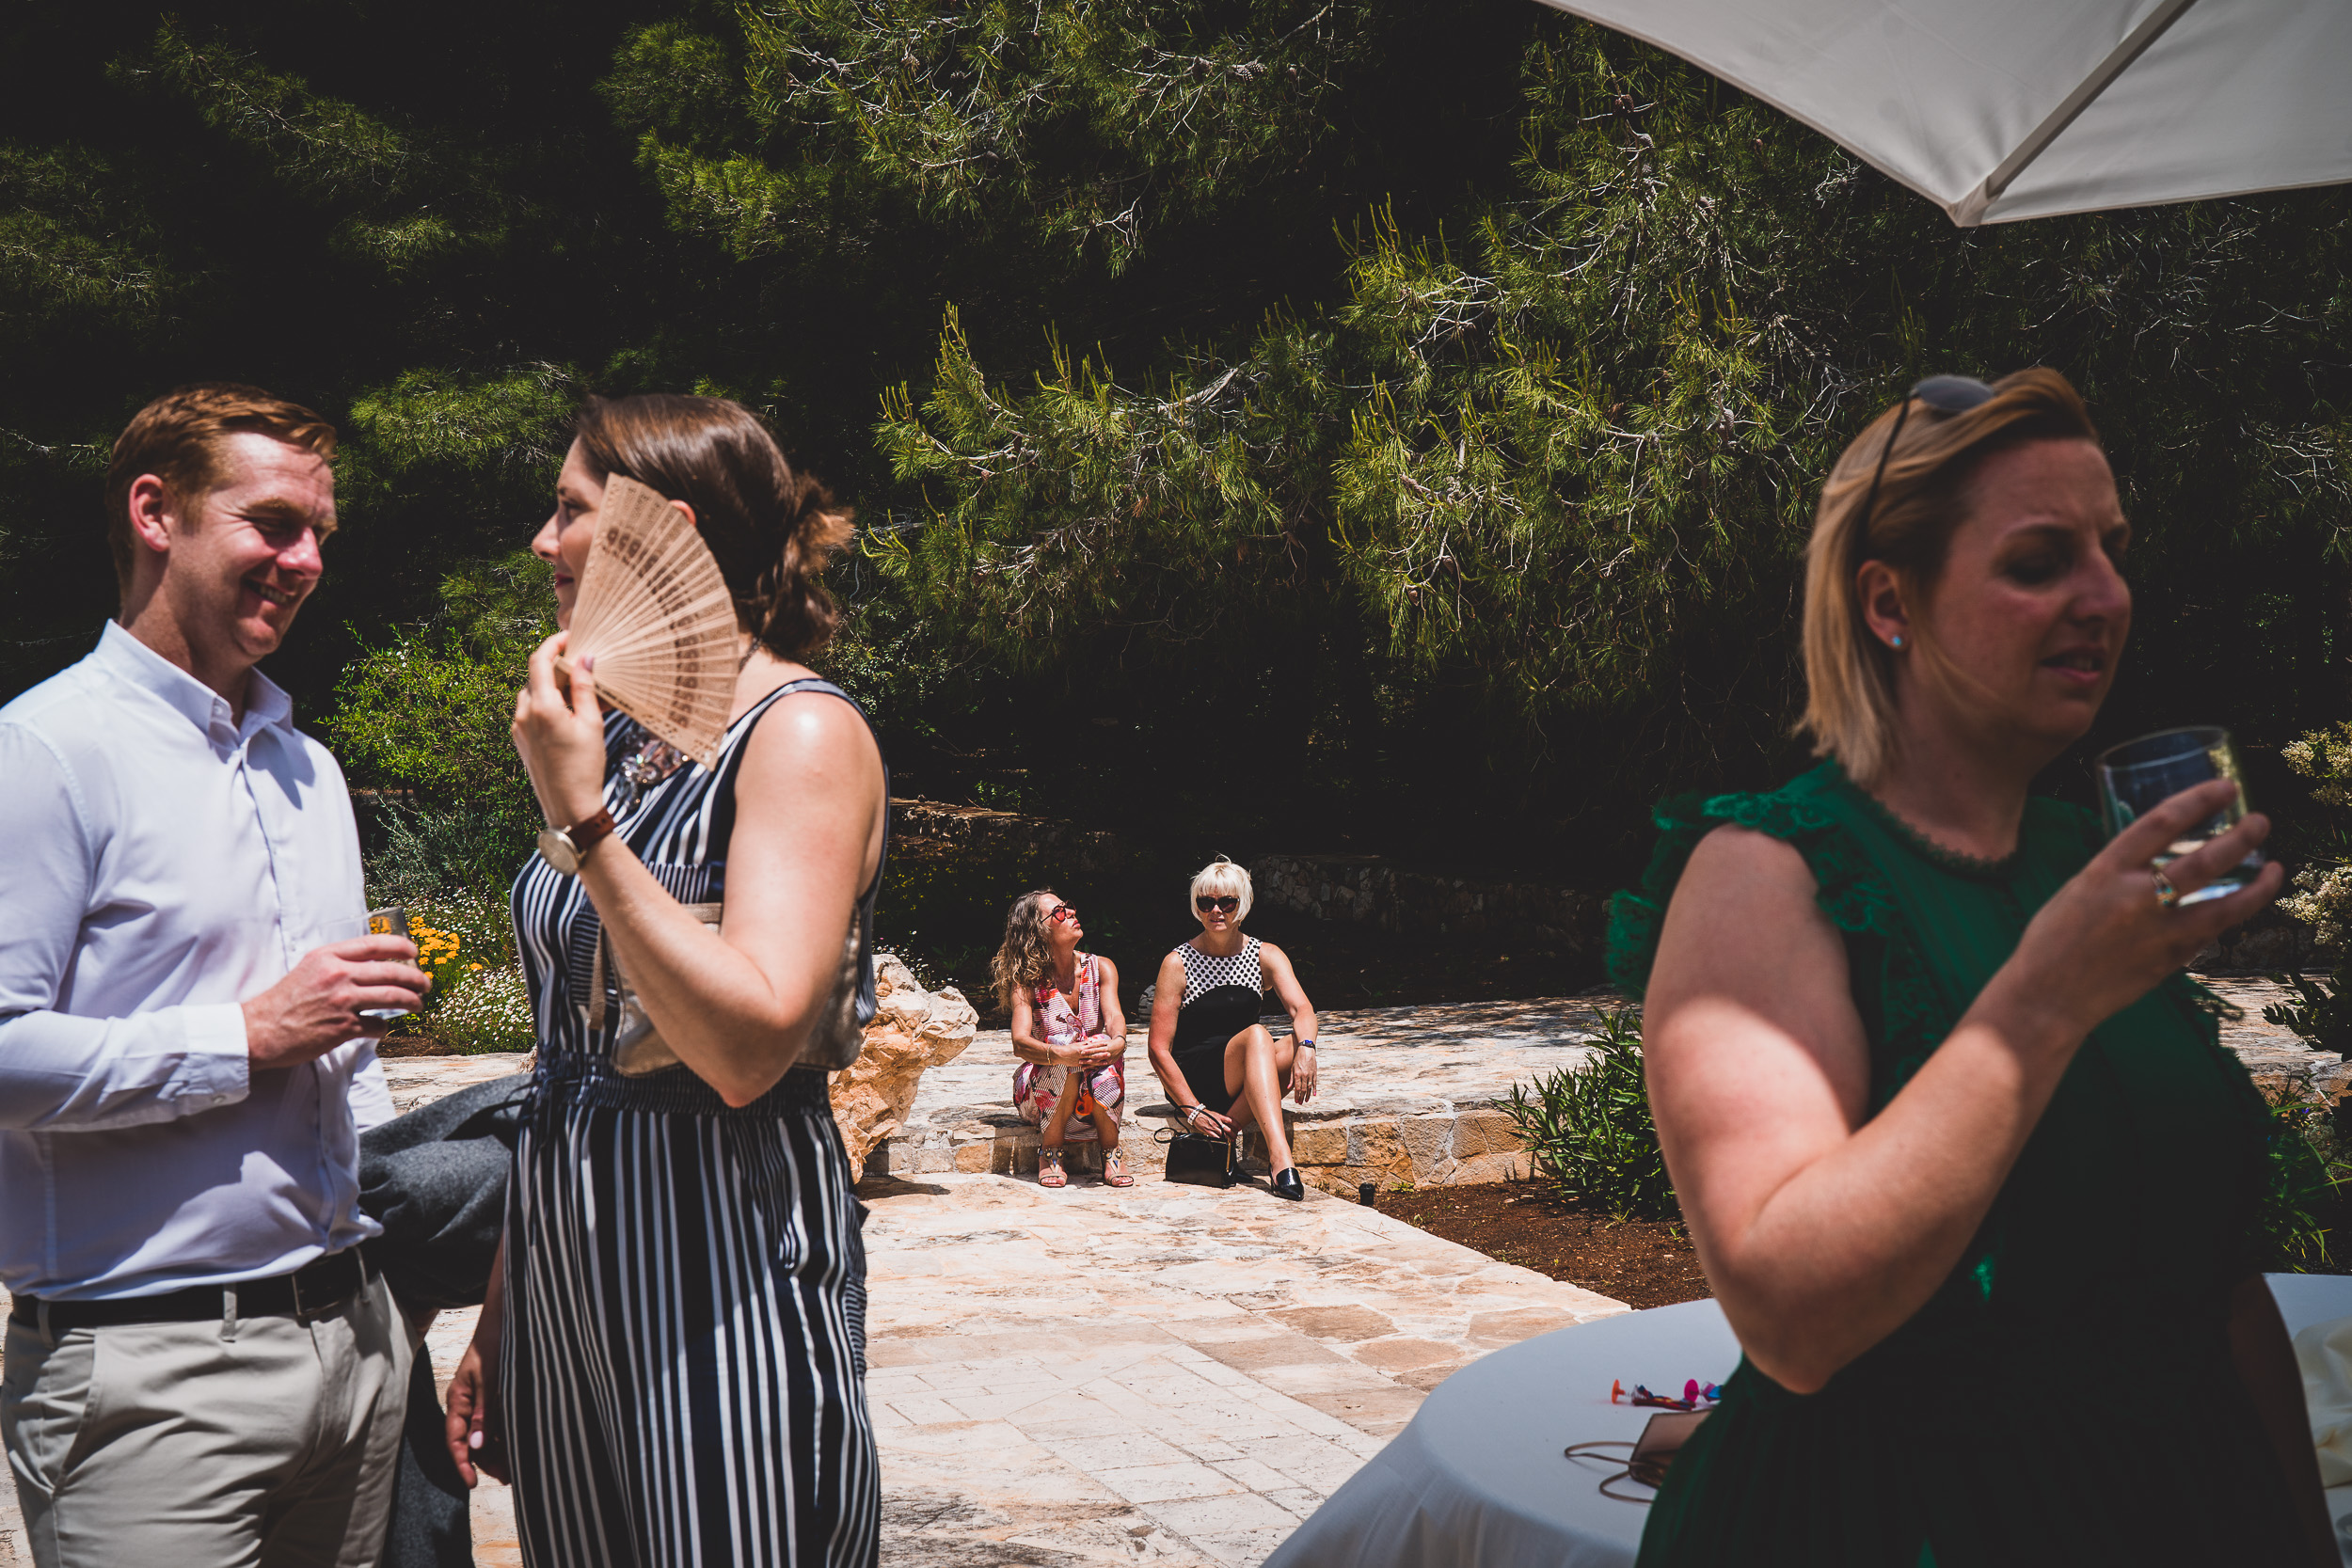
873;1101;1529;1196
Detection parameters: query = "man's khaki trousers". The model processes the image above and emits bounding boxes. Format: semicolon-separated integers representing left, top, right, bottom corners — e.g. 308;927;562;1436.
2;1272;411;1568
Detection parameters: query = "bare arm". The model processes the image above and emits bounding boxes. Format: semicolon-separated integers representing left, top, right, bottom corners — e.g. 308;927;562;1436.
515;640;885;1108
1645;781;2280;1394
590;695;882;1106
1094;955;1128;1046
1259;942;1317;1104
1009;990;1073;1067
2226;1275;2338;1567
447;1227;508;1487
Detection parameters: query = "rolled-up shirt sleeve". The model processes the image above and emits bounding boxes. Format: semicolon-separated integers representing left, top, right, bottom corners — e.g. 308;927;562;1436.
0;725;250;1131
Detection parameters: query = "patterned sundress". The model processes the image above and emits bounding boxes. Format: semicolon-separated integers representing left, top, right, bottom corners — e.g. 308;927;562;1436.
1011;954;1124;1137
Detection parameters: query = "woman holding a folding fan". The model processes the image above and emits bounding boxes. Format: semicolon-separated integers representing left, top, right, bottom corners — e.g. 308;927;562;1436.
441;394;886;1568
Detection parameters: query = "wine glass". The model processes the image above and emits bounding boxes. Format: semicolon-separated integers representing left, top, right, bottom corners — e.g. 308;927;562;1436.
318;907;418;1021
2093;727;2264;905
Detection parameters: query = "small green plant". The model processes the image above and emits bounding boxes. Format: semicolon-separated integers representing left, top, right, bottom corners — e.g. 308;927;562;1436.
417;963;535;1055
2265;721;2352;1054
2255;1098;2342;1273
1502;1007;1677;1222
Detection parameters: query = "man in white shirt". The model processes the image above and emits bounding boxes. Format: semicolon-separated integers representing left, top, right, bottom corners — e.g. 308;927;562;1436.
0;384;432;1567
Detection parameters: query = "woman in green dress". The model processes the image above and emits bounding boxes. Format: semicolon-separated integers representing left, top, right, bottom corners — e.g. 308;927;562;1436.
1613;368;2333;1566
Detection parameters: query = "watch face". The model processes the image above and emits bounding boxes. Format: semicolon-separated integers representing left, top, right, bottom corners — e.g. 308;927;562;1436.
537;826;580;876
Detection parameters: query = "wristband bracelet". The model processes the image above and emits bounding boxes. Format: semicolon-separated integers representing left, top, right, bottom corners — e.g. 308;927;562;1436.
1296;1039;1316;1050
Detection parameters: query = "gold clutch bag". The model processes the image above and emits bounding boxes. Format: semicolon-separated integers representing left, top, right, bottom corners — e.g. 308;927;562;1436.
587;908;867;1077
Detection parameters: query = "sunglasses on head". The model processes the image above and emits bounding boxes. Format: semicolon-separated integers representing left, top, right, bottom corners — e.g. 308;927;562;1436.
1046;904;1079;924
1856;374;1997;539
1196;895;1240;913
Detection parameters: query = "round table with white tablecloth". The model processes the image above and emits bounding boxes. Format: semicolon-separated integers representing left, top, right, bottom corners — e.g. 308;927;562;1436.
1267;1275;2352;1568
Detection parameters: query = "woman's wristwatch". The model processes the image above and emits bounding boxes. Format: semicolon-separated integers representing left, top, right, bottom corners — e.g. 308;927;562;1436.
1296;1038;1316;1051
538;808;616;876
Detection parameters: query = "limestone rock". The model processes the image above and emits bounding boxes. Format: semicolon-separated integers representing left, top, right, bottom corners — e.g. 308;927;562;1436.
831;955;977;1182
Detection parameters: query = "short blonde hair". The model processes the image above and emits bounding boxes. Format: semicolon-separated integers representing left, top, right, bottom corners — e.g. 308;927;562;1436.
1188;857;1253;921
1800;368;2102;784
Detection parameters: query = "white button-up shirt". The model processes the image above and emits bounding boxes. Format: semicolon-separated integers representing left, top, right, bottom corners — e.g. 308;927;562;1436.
0;623;394;1300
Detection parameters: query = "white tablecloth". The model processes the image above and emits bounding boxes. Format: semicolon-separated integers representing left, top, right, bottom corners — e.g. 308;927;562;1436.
1268;1275;2352;1568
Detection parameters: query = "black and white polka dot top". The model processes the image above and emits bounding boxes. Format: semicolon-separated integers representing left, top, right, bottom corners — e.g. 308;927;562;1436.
1168;937;1268;1056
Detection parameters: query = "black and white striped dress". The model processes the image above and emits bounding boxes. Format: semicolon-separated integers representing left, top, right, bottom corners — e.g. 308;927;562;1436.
503;680;882;1568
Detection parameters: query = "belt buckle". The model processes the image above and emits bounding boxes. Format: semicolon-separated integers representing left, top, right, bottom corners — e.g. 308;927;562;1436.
289;1252;357;1324
289;1265;317;1323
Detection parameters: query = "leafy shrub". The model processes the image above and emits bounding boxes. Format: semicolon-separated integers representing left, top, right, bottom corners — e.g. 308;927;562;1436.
2265;721;2352;1055
1502;1007;1677;1222
415;963;535;1055
2256;1100;2342;1273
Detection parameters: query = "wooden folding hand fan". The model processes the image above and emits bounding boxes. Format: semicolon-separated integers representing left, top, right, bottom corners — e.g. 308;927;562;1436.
560;474;739;769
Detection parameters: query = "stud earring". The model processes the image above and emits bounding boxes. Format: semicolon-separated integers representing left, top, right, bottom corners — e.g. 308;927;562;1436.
1890;634;1904;649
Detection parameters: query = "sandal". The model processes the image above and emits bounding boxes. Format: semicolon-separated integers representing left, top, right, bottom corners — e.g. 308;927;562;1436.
1038;1148;1068;1188
1103;1147;1134;1188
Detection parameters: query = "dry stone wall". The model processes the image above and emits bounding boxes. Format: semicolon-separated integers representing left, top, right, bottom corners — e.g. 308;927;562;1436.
1252;854;1606;954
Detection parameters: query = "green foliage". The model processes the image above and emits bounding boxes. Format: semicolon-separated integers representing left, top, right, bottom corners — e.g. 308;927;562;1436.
1502;1008;1677;1222
625;0;1377;274
326;553;552;897
3;0;2347;886
2256;1100;2342;1274
881;36;2352;824
2265;721;2352;1054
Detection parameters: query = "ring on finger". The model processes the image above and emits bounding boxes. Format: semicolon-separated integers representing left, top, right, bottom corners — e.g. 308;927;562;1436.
2152;867;2180;909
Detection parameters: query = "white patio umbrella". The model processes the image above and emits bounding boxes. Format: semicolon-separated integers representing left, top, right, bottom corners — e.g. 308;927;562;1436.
1533;0;2352;226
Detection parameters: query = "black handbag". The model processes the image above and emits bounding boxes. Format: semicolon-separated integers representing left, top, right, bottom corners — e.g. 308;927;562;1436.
1158;1127;1239;1188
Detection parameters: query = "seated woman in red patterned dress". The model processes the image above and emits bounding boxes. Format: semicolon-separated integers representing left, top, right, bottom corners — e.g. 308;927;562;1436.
992;891;1132;1188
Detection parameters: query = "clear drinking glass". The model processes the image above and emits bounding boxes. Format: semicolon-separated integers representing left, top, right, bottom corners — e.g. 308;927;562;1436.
2093;726;2264;906
319;907;417;1020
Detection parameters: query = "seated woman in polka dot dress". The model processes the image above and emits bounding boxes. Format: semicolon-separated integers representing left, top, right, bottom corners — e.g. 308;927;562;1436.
1146;857;1320;1202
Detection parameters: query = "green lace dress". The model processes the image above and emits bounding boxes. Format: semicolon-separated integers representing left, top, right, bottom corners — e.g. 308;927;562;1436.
1608;762;2300;1567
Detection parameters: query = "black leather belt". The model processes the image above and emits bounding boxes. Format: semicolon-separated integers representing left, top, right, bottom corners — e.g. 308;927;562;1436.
8;1248;372;1333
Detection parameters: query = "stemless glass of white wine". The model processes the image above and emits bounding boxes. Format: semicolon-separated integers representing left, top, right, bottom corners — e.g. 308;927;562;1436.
317;906;417;1022
2093;727;2264;905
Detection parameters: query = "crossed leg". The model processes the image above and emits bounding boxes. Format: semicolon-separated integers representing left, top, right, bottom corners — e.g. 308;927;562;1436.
1220;1024;1299;1173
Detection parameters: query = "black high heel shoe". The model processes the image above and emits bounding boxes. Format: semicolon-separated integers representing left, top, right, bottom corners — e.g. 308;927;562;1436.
1271;1168;1305;1201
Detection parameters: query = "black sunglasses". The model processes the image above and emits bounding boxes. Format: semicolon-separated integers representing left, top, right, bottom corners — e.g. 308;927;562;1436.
1195;895;1240;913
1856;374;1997;539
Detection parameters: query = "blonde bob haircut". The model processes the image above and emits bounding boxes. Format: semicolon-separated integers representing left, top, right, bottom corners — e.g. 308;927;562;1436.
1189;857;1253;922
1800;367;2103;785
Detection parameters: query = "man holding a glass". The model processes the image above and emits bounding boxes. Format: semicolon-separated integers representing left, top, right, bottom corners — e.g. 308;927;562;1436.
0;385;430;1566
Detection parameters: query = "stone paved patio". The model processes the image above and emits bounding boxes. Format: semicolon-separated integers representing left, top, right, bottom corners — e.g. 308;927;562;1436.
860;1170;1624;1566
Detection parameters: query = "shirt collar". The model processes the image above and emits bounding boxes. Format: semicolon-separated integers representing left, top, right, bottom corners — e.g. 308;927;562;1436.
94;621;294;745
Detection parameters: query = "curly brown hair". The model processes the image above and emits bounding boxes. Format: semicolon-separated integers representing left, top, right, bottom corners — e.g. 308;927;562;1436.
989;890;1061;1013
571;393;853;658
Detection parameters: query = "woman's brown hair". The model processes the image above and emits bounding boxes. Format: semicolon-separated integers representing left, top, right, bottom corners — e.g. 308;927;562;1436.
990;891;1059;1013
572;393;853;657
1800;367;2104;784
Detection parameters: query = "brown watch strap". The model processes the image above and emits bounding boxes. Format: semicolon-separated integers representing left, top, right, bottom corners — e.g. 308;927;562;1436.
566;807;617;859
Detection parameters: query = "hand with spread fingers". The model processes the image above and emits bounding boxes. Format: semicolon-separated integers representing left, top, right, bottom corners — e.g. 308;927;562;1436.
511;631;611;830
2007;777;2282;1039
